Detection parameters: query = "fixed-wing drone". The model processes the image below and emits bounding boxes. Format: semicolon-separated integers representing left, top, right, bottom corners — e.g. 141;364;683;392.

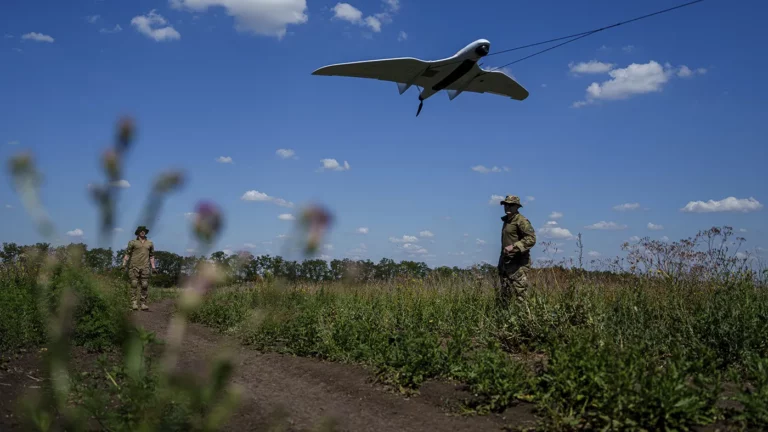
311;39;528;117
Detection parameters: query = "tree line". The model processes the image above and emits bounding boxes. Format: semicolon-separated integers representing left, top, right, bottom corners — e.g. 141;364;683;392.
1;241;499;287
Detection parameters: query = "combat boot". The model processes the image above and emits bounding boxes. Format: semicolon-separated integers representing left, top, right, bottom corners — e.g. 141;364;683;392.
131;300;138;311
140;303;149;311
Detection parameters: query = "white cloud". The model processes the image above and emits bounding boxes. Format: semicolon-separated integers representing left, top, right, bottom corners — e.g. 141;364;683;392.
739;228;748;233
332;3;363;21
545;221;558;226
22;32;54;43
276;148;296;159
114;227;123;232
111;179;130;188
390;235;418;243
401;243;428;254
240;190;294;207
622;45;634;53
489;194;504;204
629;236;641;242
471;165;503;174
278;213;295;221
539;225;574;240
549;211;563;219
660;236;670;242
613;203;641;211
677;65;706;78
419;230;434;238
585;221;627;230
571;60;703;107
184;212;197;220
67;228;84;237
170;0;308;38
647;222;664;231
476;239;486;245
332;3;382;32
588;251;601;257
356;227;369;234
86;15;101;24
131;10;181;42
681;197;763;213
525;196;535;203
216;156;233;164
331;1;398;34
100;25;123;34
319;158;350;171
568;60;614;74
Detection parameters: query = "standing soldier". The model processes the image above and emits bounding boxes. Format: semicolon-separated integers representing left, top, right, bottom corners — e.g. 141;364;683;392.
497;195;536;307
122;225;155;311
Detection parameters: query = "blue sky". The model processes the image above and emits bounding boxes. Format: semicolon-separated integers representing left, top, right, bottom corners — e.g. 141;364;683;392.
1;0;766;268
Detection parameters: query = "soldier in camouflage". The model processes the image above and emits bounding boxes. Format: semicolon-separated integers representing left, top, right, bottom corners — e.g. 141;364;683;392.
122;225;155;311
497;195;536;307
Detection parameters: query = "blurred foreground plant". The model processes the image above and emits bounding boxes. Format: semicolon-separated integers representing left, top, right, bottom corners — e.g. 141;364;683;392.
8;117;242;431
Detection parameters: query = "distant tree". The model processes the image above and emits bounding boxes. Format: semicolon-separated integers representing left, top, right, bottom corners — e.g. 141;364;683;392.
85;247;114;273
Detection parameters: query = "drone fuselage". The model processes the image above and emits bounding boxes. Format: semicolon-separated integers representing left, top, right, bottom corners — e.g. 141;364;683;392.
416;39;490;102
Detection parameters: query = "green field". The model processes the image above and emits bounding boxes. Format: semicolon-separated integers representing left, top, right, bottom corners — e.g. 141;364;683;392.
2;227;767;431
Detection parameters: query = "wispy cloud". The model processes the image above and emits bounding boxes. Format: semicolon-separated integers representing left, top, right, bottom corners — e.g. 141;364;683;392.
240;190;294;207
318;158;350;171
276;148;296;159
278;213;295;221
216;156;233;164
585;221;627;230
680;197;763;213
549;211;563;219
472;165;509;174
131;10;180;42
613;203;641;211
568;60;614;74
419;230;434;238
86;15;101;24
22;32;54;43
356;227;369;234
111;179;130;188
389;235;418;243
647;222;664;231
539;224;574;240
397;30;407;41
99;25;123;34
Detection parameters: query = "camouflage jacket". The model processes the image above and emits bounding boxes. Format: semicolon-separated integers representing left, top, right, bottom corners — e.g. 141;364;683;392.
500;213;536;259
126;238;154;269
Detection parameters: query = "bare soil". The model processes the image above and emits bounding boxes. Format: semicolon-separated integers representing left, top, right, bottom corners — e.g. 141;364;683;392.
0;299;540;431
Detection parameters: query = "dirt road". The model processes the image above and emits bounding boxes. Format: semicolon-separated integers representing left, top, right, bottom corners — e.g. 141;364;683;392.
135;299;536;431
1;299;537;431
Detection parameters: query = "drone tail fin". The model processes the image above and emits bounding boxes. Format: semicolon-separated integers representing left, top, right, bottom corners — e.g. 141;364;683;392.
397;82;411;95
447;89;462;101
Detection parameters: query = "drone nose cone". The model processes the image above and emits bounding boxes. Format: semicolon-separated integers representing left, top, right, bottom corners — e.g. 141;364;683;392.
475;44;490;56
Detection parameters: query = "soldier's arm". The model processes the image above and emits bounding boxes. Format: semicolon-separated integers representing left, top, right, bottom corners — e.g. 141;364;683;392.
122;241;133;266
514;218;537;252
149;243;155;269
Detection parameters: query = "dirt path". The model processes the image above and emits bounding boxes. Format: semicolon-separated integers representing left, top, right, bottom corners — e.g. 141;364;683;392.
132;299;537;431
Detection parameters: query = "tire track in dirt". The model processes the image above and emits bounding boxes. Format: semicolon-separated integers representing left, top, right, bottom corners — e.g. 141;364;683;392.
133;299;535;431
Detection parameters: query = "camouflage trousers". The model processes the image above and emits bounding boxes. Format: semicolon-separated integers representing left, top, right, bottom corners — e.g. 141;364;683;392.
497;255;531;308
129;266;150;305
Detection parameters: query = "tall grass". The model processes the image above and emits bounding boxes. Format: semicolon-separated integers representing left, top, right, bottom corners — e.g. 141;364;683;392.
189;251;768;430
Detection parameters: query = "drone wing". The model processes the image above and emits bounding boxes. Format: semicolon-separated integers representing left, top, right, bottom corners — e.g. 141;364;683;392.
458;69;529;101
312;57;441;88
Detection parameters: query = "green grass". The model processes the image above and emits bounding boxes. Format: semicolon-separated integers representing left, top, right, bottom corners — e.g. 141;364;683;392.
189;273;768;431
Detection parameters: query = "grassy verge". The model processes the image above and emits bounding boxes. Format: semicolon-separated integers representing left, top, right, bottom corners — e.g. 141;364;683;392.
189;274;768;430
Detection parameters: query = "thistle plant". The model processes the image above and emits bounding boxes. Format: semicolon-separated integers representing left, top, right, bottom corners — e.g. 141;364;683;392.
7;117;241;431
